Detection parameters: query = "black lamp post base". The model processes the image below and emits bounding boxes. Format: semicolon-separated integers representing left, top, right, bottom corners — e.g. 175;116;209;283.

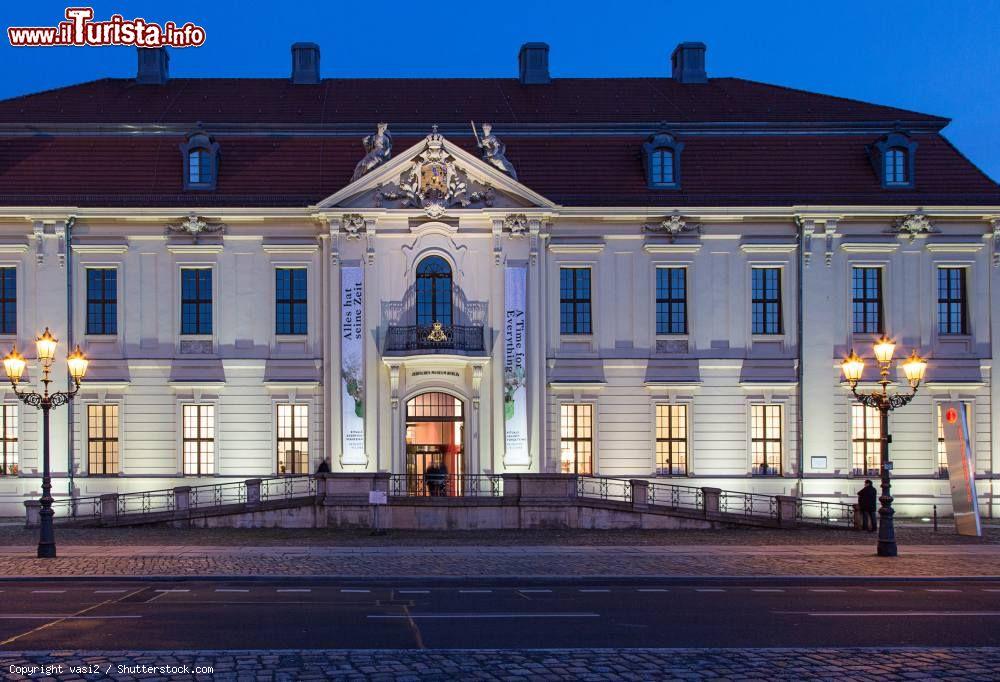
876;541;898;557
37;542;56;559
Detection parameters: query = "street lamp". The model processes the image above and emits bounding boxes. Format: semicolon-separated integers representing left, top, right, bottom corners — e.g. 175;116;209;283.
841;336;926;557
3;329;88;558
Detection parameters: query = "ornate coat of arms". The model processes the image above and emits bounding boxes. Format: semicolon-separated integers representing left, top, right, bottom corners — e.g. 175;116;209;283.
376;130;495;218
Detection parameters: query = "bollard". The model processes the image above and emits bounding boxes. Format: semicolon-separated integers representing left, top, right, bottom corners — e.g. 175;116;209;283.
933;504;938;532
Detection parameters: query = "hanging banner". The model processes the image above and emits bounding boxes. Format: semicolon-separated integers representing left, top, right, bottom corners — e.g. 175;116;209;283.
340;266;366;464
503;265;529;465
940;401;981;537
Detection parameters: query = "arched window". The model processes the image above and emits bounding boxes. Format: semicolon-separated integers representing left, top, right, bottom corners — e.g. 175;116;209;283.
415;256;452;326
642;131;683;189
884;147;907;185
188;148;212;185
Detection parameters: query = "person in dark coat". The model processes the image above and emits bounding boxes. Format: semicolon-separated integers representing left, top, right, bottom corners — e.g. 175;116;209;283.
315;458;331;474
857;479;878;532
424;463;442;496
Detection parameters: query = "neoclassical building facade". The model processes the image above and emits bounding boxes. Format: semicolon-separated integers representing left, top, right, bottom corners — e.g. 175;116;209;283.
0;42;997;516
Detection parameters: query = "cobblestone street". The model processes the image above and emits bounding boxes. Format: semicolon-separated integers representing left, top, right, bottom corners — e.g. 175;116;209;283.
3;648;999;680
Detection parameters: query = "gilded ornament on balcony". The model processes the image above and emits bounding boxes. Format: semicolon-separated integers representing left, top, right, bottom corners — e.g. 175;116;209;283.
426;322;448;342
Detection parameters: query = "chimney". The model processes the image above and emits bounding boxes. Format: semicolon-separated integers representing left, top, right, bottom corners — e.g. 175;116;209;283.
671;42;707;84
518;42;550;84
291;42;321;84
136;47;169;84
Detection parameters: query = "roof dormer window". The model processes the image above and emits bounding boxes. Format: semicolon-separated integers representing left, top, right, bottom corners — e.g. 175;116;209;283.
871;131;916;189
643;131;683;190
180;128;219;191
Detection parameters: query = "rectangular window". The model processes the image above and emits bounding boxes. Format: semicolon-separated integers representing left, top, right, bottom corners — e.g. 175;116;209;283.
275;268;307;335
277;404;309;475
750;404;782;475
0;405;17;476
851;404;881;477
937;403;972;476
560;403;593;475
0;267;15;335
182;404;215;476
86;268;118;335
851;267;882;334
87;404;119;476
181;268;212;335
655;404;688;475
559;268;592;335
655;267;687;335
751;268;782;335
937;267;967;335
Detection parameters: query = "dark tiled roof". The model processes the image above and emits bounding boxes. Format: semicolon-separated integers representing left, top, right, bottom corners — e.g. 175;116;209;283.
0;77;947;126
0;132;996;207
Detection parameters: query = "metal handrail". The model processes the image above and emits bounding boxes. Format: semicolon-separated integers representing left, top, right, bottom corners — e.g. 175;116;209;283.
719;490;778;519
389;473;502;497
647;481;703;511
49;494;103;521
796;498;856;528
261;474;316;501
576;476;632;503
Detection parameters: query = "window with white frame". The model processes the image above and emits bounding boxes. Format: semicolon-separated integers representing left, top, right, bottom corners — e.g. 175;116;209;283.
937;267;968;335
655;404;688;475
0;267;16;335
851;404;881;477
181;268;213;335
750;404;782;475
851;267;883;335
751;268;782;335
655;267;687;335
276;403;309;475
182;404;215;475
937;402;972;476
560;403;593;475
87;404;119;476
0;405;17;476
559;268;592;335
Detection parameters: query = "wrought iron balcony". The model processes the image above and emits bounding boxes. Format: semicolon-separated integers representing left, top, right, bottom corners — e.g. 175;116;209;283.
384;323;485;355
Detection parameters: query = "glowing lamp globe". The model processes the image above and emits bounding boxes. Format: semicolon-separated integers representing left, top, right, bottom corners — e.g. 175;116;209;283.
2;347;26;384
66;345;89;383
872;336;896;365
35;328;57;364
901;350;927;387
841;350;865;384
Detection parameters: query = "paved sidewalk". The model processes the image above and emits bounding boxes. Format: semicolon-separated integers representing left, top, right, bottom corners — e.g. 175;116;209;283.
1;544;999;578
2;648;998;680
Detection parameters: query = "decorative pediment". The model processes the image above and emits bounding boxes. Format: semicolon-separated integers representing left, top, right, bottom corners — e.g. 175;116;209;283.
316;129;555;214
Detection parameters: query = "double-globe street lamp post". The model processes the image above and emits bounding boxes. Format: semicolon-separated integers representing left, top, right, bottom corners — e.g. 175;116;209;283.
841;336;926;557
3;329;88;558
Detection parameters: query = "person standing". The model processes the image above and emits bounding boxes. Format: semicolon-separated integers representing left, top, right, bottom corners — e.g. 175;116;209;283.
857;479;878;532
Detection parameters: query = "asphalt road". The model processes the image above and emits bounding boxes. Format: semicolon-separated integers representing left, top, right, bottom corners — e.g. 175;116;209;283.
1;578;999;650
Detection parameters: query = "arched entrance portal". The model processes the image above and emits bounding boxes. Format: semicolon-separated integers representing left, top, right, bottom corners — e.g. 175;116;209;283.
404;392;465;496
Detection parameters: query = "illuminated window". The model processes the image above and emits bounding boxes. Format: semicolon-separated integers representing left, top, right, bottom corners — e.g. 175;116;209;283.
560;403;593;475
851;267;882;334
655;404;687;475
181;268;212;335
86;268;117;335
937;267;967;335
87;404;119;476
750;404;782;476
0;405;17;476
751;268;782;335
560;268;592;335
937;403;972;476
182;404;214;476
275;268;307;335
851;404;881;477
277;404;308;475
655;267;687;335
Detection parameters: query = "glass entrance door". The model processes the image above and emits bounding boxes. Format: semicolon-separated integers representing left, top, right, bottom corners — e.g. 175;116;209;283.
404;392;464;496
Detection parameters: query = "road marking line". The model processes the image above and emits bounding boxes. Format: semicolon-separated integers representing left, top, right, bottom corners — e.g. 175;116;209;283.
341;589;370;593
809;589;846;593
925;589;961;593
276;588;311;593
459;589;493;594
695;589;725;592
154;589;190;593
982;589;1000;592
215;588;249;593
579;589;610;593
752;589;785;592
0;615;142;620
397;590;429;594
94;589;128;594
637;588;669;592
368;613;600;619
780;611;1000;617
30;590;65;594
867;589;902;593
518;589;551;593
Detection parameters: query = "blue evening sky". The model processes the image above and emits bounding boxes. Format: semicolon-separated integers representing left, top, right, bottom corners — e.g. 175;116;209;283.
2;1;999;182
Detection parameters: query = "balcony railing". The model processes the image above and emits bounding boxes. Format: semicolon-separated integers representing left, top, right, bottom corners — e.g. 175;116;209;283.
384;324;485;355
